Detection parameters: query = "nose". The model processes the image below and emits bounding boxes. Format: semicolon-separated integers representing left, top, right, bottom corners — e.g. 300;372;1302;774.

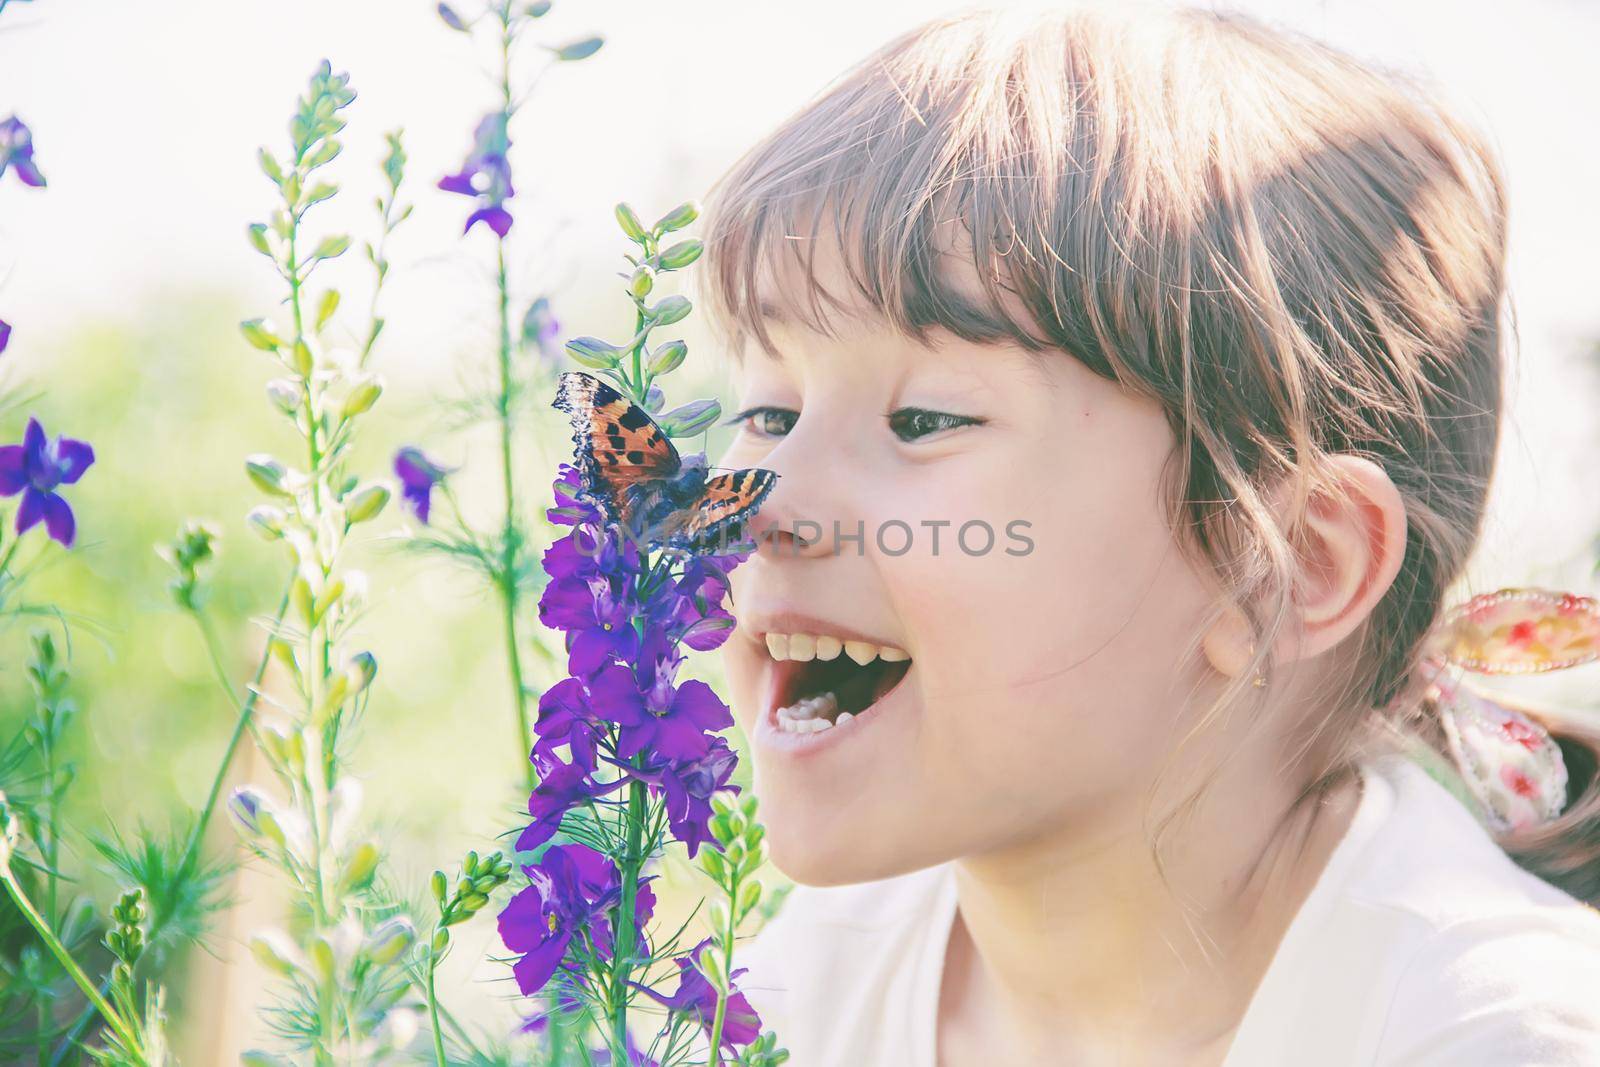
735;427;846;562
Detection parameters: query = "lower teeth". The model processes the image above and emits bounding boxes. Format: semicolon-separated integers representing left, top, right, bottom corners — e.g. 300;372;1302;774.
775;691;860;734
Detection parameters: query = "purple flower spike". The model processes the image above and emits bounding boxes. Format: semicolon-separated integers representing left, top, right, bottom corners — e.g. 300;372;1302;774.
439;112;514;237
0;416;94;547
0;319;10;357
0;116;46;188
393;445;453;524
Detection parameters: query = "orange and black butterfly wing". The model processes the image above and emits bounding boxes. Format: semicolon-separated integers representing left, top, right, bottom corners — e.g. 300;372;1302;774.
657;469;779;553
553;371;680;528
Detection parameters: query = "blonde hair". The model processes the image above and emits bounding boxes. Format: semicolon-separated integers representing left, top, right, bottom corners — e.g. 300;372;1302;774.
701;4;1600;896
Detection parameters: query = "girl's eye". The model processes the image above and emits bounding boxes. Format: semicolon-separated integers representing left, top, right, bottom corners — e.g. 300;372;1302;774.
887;407;984;442
728;405;799;438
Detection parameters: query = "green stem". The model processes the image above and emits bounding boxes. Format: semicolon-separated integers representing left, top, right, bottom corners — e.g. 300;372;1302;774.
180;575;295;875
610;768;647;1059
492;2;534;796
428;946;447;1067
1;867;143;1062
704;870;740;1067
496;239;533;793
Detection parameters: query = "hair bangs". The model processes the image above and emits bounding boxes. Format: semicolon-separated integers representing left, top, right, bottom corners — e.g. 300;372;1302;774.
701;11;1110;362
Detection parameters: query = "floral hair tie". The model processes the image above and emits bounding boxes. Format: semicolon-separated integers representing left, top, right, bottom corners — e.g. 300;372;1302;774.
1416;588;1600;833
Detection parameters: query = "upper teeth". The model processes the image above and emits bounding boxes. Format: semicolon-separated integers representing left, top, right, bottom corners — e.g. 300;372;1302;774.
765;632;909;665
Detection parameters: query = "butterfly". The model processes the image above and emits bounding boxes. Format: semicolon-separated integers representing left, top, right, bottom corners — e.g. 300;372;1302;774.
553;370;778;553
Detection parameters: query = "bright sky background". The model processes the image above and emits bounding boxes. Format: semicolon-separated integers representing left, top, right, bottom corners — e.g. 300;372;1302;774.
3;0;1598;615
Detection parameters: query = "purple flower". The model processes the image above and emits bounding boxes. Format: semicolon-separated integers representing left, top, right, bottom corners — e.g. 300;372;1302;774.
660;738;739;856
638;937;762;1053
621;737;739;857
498;843;656;996
548;464;601;525
438;112;514;237
499;844;613;996
0;319;10;357
532;665;645;772
539;572;644;676
604;664;732;764
393;446;452;524
516;746;622;853
0;116;45;189
0;416;94;546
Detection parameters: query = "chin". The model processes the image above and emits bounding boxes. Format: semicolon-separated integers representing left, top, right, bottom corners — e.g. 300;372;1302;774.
752;773;948;887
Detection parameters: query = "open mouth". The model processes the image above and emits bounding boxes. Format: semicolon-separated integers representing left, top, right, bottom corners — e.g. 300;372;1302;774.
764;632;913;736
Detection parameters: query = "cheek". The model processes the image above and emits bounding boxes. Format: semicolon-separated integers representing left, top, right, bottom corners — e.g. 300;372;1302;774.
882;447;1209;785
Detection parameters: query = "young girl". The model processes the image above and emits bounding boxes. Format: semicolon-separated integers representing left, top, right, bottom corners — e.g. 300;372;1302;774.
697;4;1600;1065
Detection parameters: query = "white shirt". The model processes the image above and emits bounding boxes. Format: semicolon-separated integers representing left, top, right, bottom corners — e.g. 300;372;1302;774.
733;754;1600;1065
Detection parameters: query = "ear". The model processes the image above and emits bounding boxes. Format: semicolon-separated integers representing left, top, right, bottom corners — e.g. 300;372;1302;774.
1281;454;1410;662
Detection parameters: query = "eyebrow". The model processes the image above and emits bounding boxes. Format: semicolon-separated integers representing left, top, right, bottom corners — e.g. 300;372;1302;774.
755;299;786;324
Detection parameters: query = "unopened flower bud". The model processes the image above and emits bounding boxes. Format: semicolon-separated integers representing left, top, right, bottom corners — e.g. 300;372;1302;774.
250;930;302;977
236;789;287;846
246;455;291;497
341;842;381;891
240;319;284;352
654;200;701;234
364;917;416;965
657;239;703;270
344;483;390;524
347;651;378;694
647;339;687;376
658;398;720;438
564;337;622;370
247;505;287;540
614;202;647;242
266;378;302;415
648;295;692;326
628;265;655;299
309;934;337;981
437;2;468;30
341;374;383;418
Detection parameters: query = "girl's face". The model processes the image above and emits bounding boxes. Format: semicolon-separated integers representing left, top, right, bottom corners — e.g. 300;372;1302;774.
717;267;1227;886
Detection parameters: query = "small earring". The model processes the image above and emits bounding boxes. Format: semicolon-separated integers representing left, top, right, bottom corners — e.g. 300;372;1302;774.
1248;642;1267;688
